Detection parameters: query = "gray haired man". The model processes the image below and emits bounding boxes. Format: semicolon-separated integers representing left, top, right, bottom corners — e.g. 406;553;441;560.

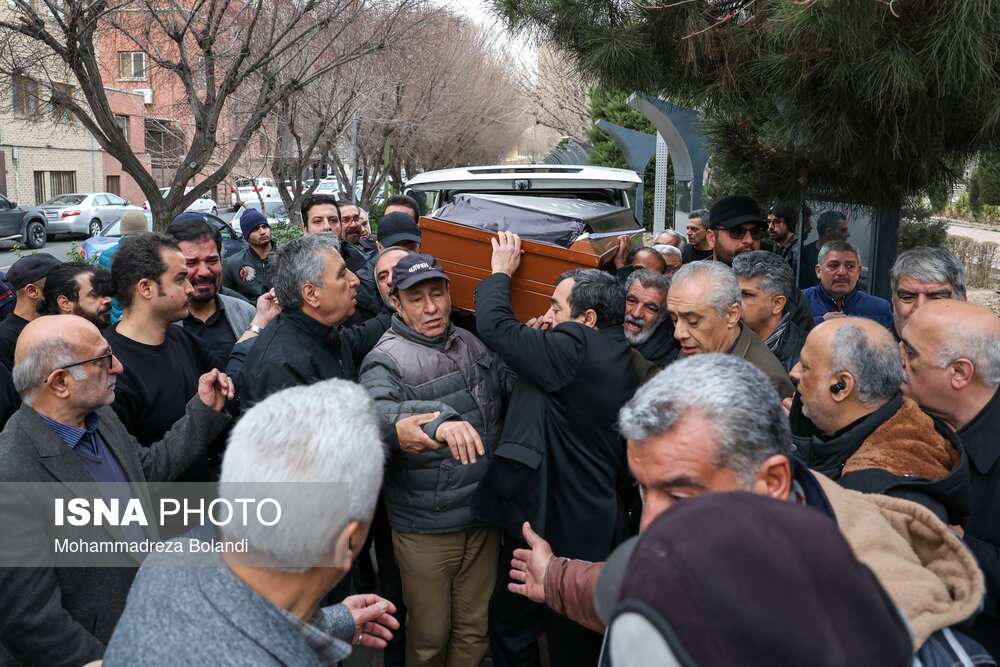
732;250;806;372
890;246;967;338
791;317;970;524
623;269;678;367
103;380;400;665
666;261;793;397
505;354;986;665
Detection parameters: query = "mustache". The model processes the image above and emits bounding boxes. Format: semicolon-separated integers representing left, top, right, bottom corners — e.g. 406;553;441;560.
624;314;647;329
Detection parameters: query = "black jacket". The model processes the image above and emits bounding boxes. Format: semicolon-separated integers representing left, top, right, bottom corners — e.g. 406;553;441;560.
239;308;389;408
635;319;680;368
768;317;808;373
470;274;640;562
795;393;970;525
957;385;1000;658
221;244;275;301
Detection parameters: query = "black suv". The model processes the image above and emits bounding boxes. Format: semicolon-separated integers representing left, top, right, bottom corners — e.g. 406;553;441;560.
0;193;47;249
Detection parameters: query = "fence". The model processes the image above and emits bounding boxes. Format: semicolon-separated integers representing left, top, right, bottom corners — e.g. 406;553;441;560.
946;236;1000;288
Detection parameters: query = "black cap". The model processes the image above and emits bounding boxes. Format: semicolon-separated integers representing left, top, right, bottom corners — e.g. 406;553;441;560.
391;253;449;292
707;195;764;230
7;253;62;291
598;492;912;667
377;211;421;247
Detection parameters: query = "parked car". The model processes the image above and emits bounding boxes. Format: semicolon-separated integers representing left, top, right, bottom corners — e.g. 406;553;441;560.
404;164;641;212
143;187;218;216
229;177;281;209
39;192;141;238
0;192;48;249
230;202;291;230
80;211;246;263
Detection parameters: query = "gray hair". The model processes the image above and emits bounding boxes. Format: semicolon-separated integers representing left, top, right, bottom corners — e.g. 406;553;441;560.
651;244;683;259
731;250;795;300
556;268;626;329
670;261;742;318
890;247;967;300
689;209;710;230
219;379;384;569
936;326;1000;388
272;232;342;310
829;324;905;405
619;354;792;487
818;240;861;266
656;229;686;248
625;268;671;296
12;337;87;404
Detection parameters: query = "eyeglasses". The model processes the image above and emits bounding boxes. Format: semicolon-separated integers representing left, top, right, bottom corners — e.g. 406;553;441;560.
723;226;765;240
59;351;114;372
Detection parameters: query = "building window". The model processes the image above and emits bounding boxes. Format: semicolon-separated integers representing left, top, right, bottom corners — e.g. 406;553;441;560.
106;175;121;196
52;83;74;120
118;51;146;80
13;76;39;116
33;171;45;205
114;114;129;142
49;171;75;197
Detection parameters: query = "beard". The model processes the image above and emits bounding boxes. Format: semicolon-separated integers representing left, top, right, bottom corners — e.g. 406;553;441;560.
624;313;661;345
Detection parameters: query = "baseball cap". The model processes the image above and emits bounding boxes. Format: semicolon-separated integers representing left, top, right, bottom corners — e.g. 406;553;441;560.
596;492;912;667
377;211;421;248
7;253;62;291
707;195;764;230
120;210;150;235
391;253;449;292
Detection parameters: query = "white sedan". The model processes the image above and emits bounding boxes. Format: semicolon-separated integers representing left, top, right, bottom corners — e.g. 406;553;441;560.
143;187;218;216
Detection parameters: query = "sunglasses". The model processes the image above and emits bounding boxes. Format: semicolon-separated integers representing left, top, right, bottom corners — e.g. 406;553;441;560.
723;226;765;241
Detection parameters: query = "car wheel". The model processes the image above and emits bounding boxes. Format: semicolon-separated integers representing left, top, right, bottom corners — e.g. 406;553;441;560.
88;219;102;237
24;220;46;249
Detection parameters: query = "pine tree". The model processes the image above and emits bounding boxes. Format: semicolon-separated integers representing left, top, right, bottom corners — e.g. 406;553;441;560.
491;0;1000;210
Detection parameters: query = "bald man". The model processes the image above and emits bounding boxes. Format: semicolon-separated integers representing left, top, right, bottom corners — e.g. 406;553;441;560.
899;300;1000;657
0;315;233;666
628;247;666;273
791;317;970;524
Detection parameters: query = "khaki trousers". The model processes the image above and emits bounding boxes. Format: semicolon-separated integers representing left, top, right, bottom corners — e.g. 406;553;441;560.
391;526;500;667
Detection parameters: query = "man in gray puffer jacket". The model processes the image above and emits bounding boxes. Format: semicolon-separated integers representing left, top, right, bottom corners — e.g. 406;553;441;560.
360;253;512;667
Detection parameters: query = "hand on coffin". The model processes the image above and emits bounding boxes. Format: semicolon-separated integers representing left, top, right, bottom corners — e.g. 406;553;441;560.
491;231;523;277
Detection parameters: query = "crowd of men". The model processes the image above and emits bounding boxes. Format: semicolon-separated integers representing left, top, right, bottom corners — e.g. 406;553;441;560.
0;189;998;667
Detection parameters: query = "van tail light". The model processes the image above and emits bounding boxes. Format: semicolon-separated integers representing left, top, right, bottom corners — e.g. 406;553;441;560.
78;247;87;259
61;210;81;218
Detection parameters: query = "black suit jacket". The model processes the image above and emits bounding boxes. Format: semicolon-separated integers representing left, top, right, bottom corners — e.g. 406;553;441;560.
0;399;230;667
470;274;640;562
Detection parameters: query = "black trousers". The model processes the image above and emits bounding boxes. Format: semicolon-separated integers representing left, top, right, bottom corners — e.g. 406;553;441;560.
487;533;604;667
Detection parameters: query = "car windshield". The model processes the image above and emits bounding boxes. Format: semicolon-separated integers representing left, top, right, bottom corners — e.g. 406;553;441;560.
316;181;338;192
235;179;259;189
44;194;86;206
241;201;288;217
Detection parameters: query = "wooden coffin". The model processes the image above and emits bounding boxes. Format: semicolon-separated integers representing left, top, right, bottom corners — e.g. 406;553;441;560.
419;194;642;322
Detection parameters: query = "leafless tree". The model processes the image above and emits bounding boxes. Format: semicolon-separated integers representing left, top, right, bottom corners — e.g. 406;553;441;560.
0;0;428;229
520;43;592;141
329;11;529;208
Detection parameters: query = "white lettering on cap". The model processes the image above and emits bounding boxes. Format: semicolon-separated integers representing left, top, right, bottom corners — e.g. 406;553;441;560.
408;262;431;272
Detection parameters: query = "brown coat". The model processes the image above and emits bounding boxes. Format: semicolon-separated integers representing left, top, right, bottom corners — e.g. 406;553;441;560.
730;323;794;398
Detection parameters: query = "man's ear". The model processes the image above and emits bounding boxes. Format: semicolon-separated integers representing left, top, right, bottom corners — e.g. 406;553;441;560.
25;283;43;301
135;277;156;303
300;283;319;309
770;294;787;317
56;294;74;315
577;308;598;329
815;264;822;280
376;242;385;252
751;455;793;501
950;358;975;390
389;293;403;316
45;368;73;399
331;520;370;568
830;373;855;403
705;229;716;249
725;302;742;328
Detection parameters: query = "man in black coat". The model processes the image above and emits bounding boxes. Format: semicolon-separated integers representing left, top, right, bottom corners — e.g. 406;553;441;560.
899;299;1000;658
239;233;390;408
0;314;232;666
471;231;640;667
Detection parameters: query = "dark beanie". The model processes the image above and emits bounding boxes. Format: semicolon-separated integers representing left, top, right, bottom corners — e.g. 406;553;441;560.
239;210;268;240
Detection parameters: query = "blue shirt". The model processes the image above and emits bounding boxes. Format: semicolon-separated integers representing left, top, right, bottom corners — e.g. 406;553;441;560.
40;412;144;545
802;284;894;330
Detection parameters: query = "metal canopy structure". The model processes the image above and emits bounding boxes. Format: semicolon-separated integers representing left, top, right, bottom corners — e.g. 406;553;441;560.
627;93;710;232
541;137;591;165
593;119;656;226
